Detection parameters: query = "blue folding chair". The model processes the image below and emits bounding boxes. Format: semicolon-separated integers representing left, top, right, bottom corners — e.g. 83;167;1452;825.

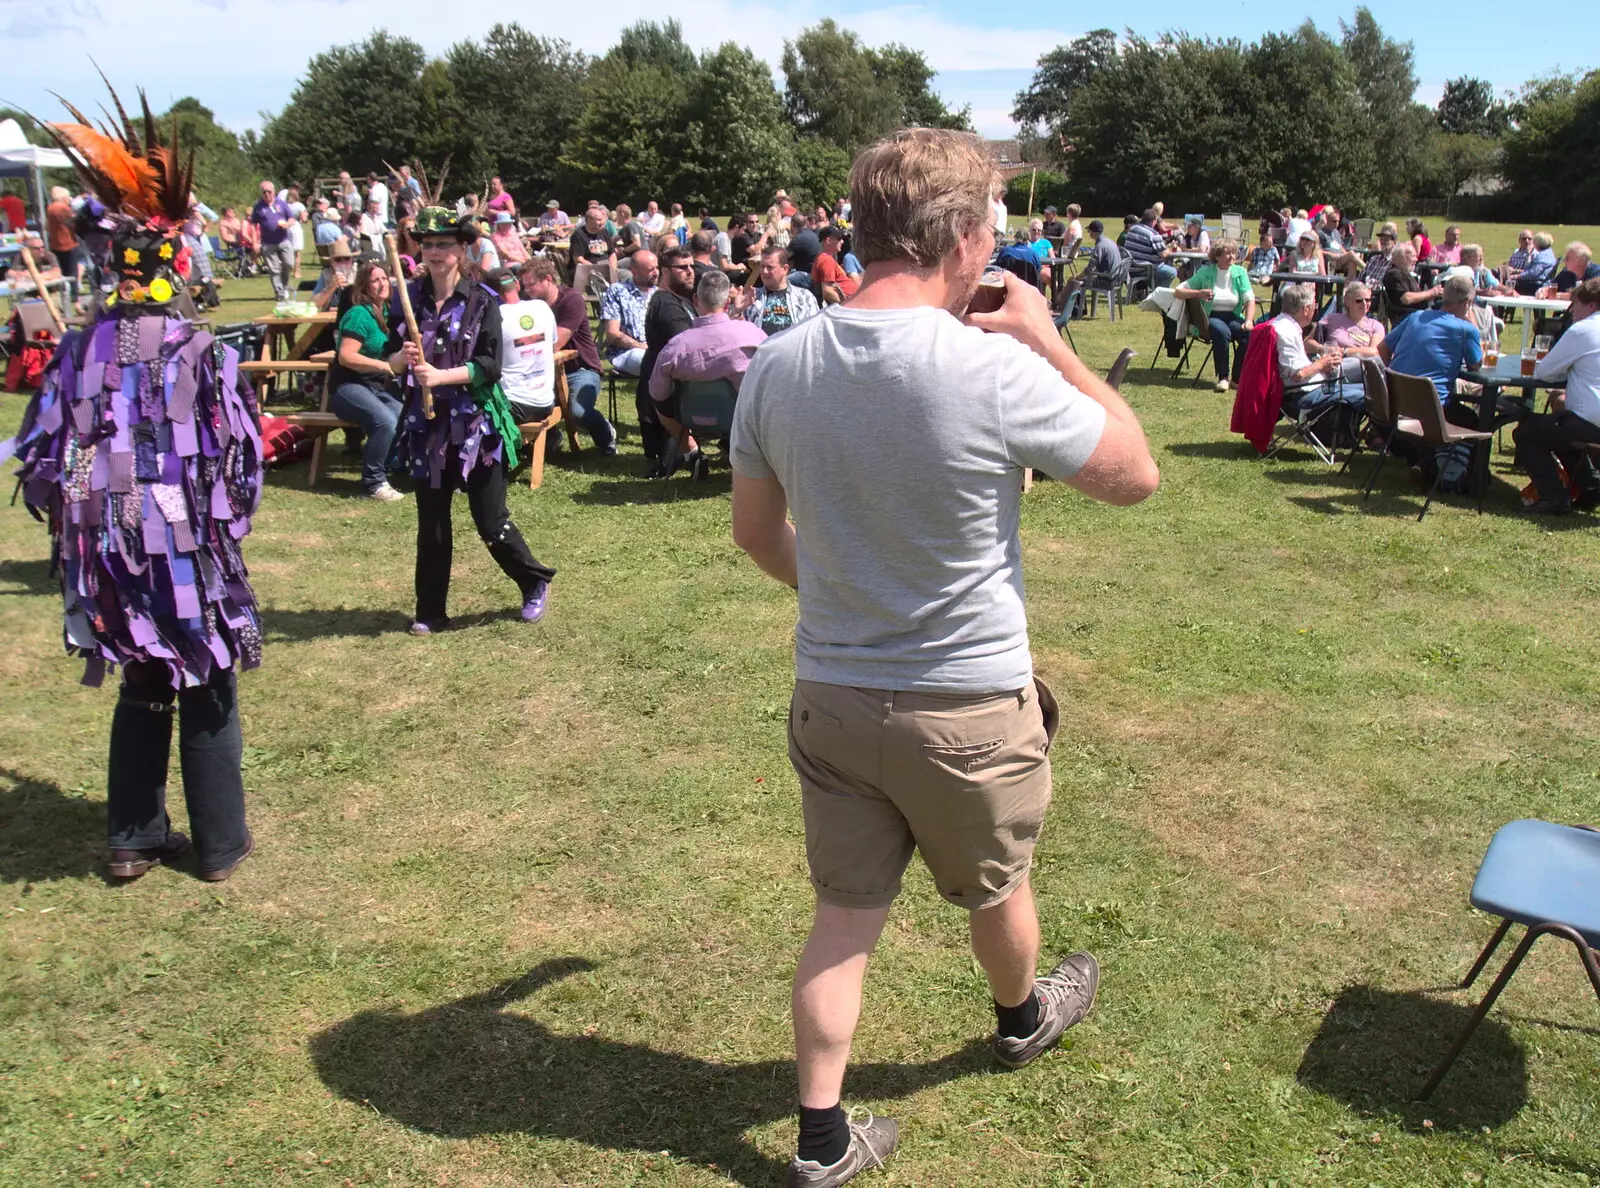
1420;819;1600;1099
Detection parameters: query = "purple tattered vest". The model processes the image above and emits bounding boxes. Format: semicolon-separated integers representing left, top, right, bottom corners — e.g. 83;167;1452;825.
394;279;504;489
3;307;264;688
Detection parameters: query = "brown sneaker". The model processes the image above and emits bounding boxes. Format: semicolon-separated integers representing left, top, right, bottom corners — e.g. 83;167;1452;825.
199;831;255;882
991;952;1100;1069
107;832;191;879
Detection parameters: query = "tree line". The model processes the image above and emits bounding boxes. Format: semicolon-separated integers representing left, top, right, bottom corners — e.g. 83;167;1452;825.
251;18;966;215
1010;8;1599;222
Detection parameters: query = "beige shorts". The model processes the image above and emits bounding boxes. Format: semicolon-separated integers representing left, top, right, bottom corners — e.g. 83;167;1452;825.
787;677;1060;911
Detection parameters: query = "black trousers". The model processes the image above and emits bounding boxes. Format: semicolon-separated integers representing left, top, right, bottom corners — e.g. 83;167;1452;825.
414;457;555;622
1514;411;1600;502
107;662;250;873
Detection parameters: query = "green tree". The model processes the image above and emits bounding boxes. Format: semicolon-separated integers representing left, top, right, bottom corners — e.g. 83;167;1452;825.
254;32;427;184
1011;29;1117;161
789;137;853;211
438;25;588;207
1500;68;1600;221
868;44;971;130
783;20;899;153
680;44;794;211
1420;131;1502;212
1436;77;1511;137
1338;7;1432;204
560;53;688;209
162;98;256;210
614;19;698;76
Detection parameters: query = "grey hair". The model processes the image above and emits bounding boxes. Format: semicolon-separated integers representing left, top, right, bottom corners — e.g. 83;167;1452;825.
1441;274;1476;307
1391;243;1416;265
1280;284;1316;317
695;268;731;310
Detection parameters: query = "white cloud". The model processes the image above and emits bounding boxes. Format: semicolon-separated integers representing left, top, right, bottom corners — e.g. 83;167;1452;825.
5;0;1065;134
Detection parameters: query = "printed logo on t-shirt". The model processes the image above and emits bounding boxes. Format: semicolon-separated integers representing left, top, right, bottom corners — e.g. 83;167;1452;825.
759;294;795;334
519;313;535;331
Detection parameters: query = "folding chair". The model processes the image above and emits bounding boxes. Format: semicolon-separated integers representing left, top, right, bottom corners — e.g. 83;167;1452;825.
1386;369;1493;520
1339;359;1422;499
660;379;737;485
1220;212;1243;242
571;260;593;302
1351;218;1374;247
1268;375;1354;467
209;235;242;279
1052;282;1083;353
1170;297;1210;384
1105;348;1135;392
1420;820;1600;1100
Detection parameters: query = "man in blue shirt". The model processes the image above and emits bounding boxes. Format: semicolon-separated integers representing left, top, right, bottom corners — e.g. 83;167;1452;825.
1513;232;1558;295
1379;273;1484;409
1539;242;1599;295
1123;208;1176;288
249;179;296;300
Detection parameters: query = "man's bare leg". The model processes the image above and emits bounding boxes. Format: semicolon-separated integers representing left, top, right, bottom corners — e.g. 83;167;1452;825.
968;874;1041;1009
794;899;892;1106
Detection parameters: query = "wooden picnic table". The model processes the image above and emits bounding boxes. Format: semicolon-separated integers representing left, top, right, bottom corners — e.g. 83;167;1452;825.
250;311;336;402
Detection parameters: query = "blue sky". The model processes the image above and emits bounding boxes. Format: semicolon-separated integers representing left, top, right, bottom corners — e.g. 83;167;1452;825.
4;0;1594;140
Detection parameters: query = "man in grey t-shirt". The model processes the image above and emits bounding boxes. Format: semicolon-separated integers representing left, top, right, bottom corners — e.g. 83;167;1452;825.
731;129;1158;1187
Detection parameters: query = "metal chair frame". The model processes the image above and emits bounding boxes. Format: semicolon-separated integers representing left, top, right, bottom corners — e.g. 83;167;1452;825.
1420;823;1600;1101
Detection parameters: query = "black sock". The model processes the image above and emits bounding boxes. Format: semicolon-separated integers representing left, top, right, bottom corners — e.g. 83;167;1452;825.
994;989;1041;1039
797;1103;849;1166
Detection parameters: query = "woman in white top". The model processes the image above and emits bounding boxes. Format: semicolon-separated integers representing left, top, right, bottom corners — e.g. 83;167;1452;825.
990;187;1008;236
284;186;307;277
1516;276;1600;512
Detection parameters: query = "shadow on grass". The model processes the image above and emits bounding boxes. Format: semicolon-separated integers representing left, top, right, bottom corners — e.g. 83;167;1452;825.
571;470;731;506
0;557;55;597
1296;984;1527;1131
264;606;528;641
1163;440;1262;460
0;767;106;884
311;958;994;1185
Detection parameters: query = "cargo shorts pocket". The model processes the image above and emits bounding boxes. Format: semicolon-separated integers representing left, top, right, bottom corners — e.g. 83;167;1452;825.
921;737;1007;773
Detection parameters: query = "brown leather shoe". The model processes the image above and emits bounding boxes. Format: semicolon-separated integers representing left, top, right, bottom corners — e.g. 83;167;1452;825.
198;830;255;882
107;832;191;879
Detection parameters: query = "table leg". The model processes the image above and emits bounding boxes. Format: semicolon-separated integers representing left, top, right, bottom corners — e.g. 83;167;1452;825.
1473;381;1501;498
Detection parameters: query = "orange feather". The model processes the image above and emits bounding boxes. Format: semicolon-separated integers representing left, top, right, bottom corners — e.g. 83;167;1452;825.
49;122;159;217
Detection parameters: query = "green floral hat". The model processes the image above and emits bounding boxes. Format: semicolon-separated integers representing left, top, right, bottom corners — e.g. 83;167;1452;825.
414;206;464;240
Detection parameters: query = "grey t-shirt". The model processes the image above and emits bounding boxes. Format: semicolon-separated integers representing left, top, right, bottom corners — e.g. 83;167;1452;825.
731;305;1106;693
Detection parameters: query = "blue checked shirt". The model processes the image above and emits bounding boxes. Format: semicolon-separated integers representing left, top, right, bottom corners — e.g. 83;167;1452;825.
599;277;653;355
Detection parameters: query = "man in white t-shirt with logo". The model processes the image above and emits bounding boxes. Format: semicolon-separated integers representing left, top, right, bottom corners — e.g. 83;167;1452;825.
731;129;1158;1186
487;269;558;423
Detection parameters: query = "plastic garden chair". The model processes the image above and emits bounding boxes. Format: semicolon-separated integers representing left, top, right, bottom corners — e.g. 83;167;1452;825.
1420;819;1600;1099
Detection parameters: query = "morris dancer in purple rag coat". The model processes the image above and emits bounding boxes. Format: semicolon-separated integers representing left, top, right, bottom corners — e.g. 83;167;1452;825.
3;85;261;882
396;206;555;634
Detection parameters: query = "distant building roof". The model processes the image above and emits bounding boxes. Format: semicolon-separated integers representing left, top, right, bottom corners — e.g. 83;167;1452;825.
985;139;1022;164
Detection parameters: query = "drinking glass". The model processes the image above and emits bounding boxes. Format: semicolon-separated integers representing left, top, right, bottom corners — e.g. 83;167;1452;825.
1534;334;1552;360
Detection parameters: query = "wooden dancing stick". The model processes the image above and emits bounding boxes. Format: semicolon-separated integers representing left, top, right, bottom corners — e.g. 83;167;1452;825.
385;233;433;421
18;245;66;333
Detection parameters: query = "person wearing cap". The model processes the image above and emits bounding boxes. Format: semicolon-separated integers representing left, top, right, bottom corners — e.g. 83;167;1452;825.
1039;205;1066;243
538;199;572;239
1084;220;1120;283
491;211;529;266
311;238;359;312
397;206;556;633
312;195;345;248
1359;223;1399;287
811;224;858;304
486;267;563;425
1179;215;1209;254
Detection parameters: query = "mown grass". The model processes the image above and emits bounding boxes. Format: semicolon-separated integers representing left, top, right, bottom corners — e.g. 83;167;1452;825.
2;227;1598;1187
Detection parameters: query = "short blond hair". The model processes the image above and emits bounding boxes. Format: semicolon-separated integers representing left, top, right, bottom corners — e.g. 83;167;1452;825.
1209;238;1239;263
1566;240;1592;264
848;128;999;269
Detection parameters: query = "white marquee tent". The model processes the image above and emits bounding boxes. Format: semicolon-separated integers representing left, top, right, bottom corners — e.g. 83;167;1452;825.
0;119;74;229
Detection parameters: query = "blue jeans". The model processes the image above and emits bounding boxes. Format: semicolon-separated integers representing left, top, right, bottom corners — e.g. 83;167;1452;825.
1206;312;1249;380
1153;262;1178;288
565;368;617;452
329;381;402;492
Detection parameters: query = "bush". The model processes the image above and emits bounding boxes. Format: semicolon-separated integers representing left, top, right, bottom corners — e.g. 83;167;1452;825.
1005;170;1073;217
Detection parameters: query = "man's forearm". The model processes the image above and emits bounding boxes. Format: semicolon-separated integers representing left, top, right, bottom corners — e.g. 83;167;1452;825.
742;526;799;589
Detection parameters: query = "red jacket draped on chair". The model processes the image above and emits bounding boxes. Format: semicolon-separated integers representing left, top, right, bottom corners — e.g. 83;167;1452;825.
1231;321;1283;455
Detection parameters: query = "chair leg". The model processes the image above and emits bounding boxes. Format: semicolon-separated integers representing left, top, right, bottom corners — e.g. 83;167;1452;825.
1361;430;1398;499
1460;918;1514;989
1420;922;1600;1100
528;428;548;490
1417;466;1446;522
1023;467;1034;493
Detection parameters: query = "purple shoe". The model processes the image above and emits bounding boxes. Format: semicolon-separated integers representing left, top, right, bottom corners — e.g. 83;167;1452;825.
521;582;550;623
409;618;448;636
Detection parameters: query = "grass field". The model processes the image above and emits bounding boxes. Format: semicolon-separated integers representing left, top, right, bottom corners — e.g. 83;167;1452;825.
2;224;1598;1188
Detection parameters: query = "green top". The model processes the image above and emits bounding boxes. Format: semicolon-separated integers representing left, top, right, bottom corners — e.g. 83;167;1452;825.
337;302;390;358
1185;263;1254;319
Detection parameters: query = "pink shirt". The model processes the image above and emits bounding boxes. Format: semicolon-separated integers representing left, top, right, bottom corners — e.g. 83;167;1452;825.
1320;311;1385;351
648;312;767;403
1432;243;1461;265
